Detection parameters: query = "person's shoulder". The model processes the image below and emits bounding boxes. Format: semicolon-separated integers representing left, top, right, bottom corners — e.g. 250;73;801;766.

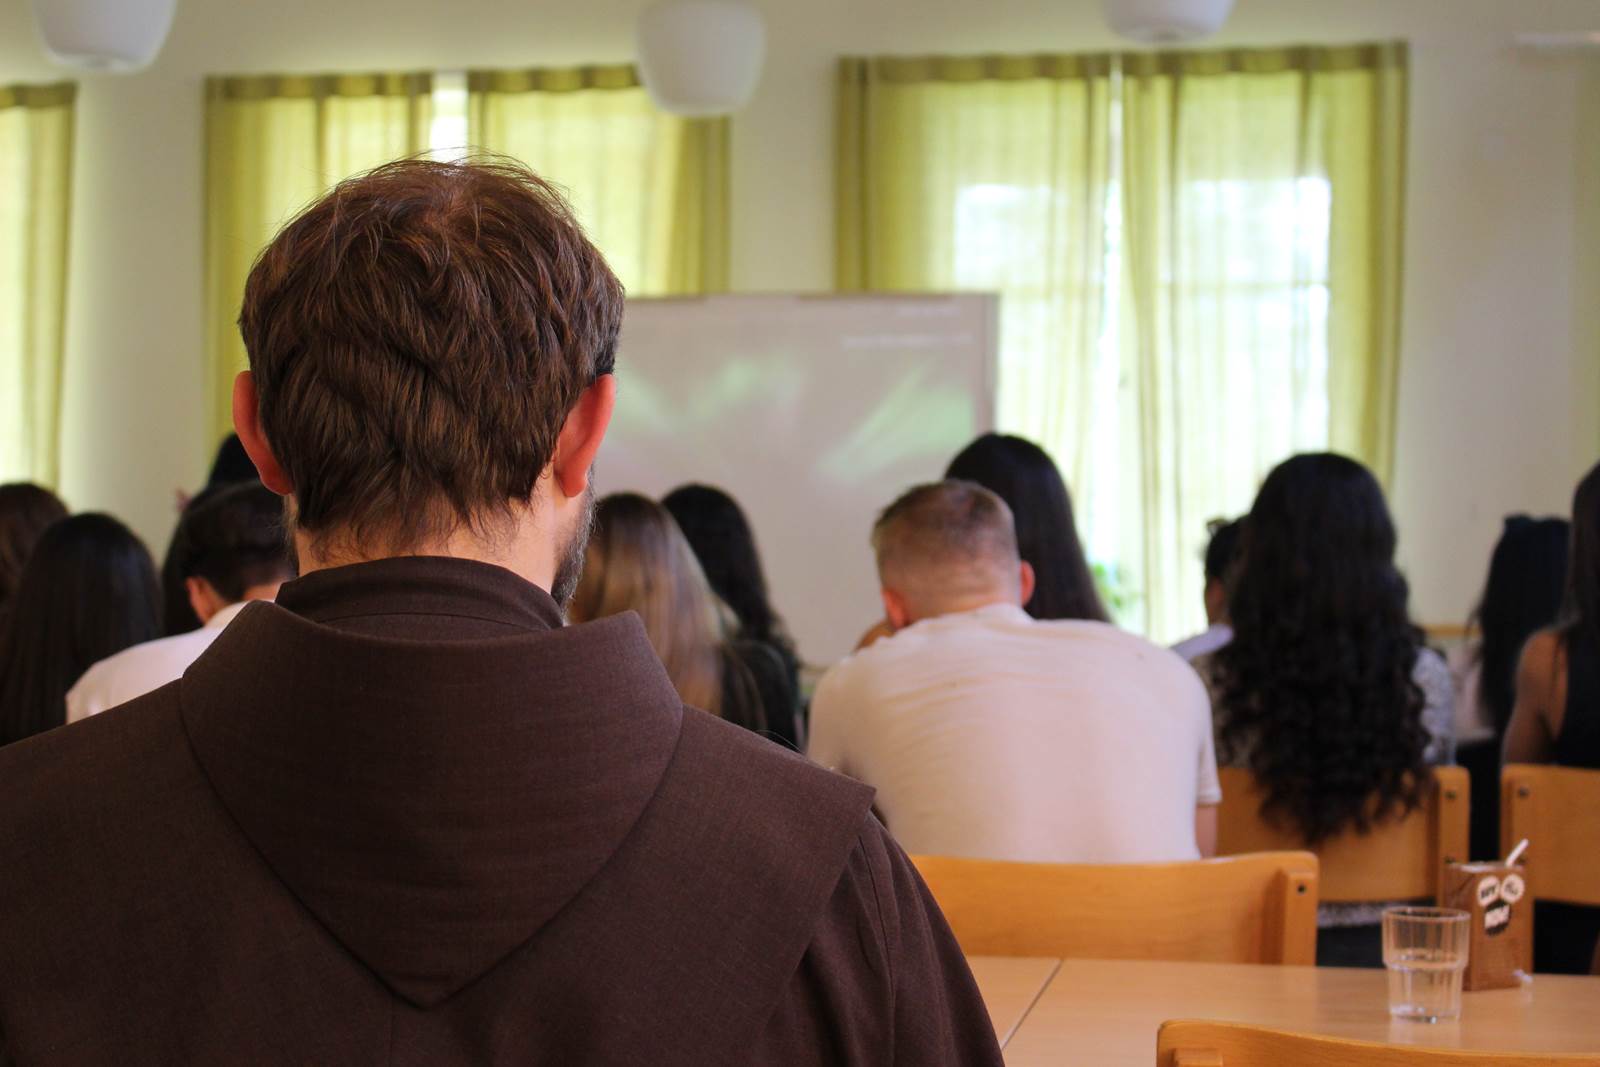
0;685;190;886
680;704;875;810
1520;628;1565;673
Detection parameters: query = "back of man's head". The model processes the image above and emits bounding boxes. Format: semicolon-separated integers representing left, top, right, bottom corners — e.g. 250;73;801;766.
872;480;1026;626
238;158;624;555
176;483;294;603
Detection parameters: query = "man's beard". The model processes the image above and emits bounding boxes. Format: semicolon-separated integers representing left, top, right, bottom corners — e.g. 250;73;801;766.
549;483;597;610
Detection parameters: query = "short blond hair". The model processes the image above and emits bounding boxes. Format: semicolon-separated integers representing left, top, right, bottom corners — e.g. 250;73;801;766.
872;481;1021;614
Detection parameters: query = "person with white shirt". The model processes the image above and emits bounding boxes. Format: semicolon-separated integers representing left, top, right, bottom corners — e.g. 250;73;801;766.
1171;517;1240;662
67;483;292;721
808;479;1221;865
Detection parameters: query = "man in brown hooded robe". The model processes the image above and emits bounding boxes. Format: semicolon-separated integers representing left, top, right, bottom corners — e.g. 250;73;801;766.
0;159;1002;1066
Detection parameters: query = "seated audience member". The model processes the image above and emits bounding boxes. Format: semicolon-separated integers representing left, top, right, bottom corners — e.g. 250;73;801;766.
0;482;68;615
570;493;781;740
662;483;803;746
809;480;1220;864
1172;518;1241;661
1504;460;1600;974
0;159;1003;1064
946;433;1109;622
163;434;266;636
1451;515;1569;862
0;514;161;747
67;484;292;722
1194;453;1453;968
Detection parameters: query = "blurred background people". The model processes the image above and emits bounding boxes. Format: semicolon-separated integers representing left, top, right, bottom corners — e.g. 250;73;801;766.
0;483;68;616
68;483;292;721
663;483;803;745
570;493;789;743
0;514;161;747
1451;514;1569;862
810;480;1218;864
1196;453;1452;967
945;433;1109;623
1172;517;1242;662
1503;460;1600;974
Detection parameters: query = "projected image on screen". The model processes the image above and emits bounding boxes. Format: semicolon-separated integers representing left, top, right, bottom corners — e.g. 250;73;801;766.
600;295;997;667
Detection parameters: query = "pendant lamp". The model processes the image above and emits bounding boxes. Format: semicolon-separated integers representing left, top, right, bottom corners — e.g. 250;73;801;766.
31;0;179;71
637;0;766;117
1102;0;1236;42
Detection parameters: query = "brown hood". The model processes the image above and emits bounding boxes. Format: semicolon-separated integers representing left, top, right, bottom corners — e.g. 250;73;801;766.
178;558;685;1009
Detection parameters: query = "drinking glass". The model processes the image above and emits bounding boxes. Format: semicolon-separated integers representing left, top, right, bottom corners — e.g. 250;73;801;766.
1382;906;1471;1022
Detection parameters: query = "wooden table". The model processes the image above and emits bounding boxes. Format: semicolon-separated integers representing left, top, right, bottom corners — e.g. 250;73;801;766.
967;957;1061;1048
974;958;1600;1064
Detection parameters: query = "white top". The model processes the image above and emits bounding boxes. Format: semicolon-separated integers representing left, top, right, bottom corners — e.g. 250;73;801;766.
1171;623;1234;662
1448;640;1496;745
67;602;250;723
807;604;1221;865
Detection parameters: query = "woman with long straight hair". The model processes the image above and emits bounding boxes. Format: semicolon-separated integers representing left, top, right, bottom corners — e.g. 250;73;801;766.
945;433;1108;623
1452;515;1569;861
1196;453;1452;966
662;483;802;745
0;514;162;746
0;482;68;614
1503;460;1600;975
569;493;773;739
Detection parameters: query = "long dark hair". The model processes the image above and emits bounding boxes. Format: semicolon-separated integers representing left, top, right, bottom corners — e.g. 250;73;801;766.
0;514;162;746
945;433;1108;623
1562;461;1600;652
1214;453;1431;846
1472;516;1569;736
661;485;794;653
0;482;68;610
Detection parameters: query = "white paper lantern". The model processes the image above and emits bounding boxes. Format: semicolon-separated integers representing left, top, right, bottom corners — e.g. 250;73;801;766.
1102;0;1236;42
31;0;178;72
637;0;766;117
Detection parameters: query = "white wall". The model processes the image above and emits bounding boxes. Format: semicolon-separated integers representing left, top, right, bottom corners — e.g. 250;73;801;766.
0;0;1595;630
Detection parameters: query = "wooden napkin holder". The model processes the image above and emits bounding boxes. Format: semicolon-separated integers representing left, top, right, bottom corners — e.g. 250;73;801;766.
1439;861;1532;990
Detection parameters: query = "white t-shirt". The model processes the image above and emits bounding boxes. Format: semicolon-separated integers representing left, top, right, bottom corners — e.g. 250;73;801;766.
67;601;250;723
1172;623;1233;663
807;603;1221;864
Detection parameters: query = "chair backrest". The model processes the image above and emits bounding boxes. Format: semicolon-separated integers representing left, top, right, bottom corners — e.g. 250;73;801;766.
910;852;1318;965
1502;764;1600;907
1157;1021;1600;1066
1216;766;1469;903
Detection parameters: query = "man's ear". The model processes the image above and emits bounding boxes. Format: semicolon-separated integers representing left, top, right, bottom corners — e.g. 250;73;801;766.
185;576;225;625
881;588;912;632
233;372;293;496
1019;560;1036;607
552;374;617;499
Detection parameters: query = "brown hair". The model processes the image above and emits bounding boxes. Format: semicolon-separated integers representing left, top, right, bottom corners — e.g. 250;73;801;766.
872;480;1021;613
238;157;624;553
569;493;727;715
0;482;68;608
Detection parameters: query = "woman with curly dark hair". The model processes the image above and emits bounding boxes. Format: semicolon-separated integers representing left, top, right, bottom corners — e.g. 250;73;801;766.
1194;452;1452;967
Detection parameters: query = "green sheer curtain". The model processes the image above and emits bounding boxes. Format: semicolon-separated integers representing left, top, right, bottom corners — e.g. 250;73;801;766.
1121;44;1408;638
836;45;1408;639
204;73;433;445
0;83;75;486
838;56;1113;509
466;65;729;295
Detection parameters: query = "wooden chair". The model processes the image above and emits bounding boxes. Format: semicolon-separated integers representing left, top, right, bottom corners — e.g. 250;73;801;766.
1216;766;1469;903
1501;764;1600;908
1157;1021;1600;1065
910;852;1318;965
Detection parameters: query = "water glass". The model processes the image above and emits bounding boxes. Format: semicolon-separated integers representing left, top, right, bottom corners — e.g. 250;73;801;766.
1382;906;1471;1022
